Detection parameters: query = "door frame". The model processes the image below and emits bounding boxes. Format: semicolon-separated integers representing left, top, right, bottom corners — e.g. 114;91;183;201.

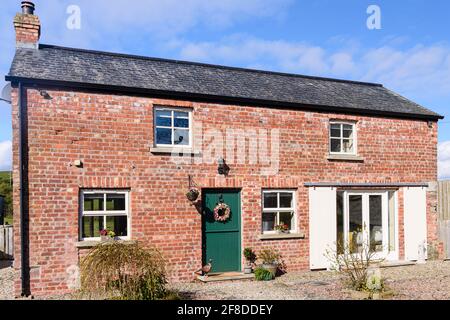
342;190;398;261
201;188;242;273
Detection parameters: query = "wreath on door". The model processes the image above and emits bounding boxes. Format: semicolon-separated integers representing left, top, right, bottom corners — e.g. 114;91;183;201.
213;203;231;222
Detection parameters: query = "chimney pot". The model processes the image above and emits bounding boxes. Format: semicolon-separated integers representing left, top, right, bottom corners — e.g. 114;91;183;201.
21;1;35;15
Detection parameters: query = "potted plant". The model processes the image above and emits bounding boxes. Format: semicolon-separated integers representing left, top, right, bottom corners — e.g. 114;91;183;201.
274;224;290;234
258;248;281;278
100;229;116;242
243;248;256;274
186;188;200;202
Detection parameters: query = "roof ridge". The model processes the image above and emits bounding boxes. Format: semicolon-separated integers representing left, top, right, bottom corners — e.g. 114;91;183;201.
38;44;384;88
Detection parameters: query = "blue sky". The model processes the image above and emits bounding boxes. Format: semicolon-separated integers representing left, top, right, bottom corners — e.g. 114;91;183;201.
0;0;449;176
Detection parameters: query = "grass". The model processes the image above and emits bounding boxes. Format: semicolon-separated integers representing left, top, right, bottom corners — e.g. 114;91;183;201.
3;215;13;226
0;171;11;179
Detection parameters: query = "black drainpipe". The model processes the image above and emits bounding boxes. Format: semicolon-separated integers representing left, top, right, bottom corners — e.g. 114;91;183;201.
18;82;31;297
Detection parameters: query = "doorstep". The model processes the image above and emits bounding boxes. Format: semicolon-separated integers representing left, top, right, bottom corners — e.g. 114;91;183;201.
196;272;255;283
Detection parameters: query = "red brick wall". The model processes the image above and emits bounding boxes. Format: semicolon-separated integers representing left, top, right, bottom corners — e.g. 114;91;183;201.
13;13;40;47
11;86;440;297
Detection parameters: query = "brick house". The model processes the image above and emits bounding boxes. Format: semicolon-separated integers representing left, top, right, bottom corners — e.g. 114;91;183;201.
6;2;444;297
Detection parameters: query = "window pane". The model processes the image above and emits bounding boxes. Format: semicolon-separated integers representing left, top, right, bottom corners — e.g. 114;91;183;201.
262;212;276;232
174;129;189;145
156;128;172;145
263;193;277;209
106;194;126;211
84;194;104;211
106;216;128;237
330;124;341;138
155;110;172;127
342;139;354;153
343;126;353;138
82;216;104;238
174;112;189;128
279;212;293;230
330;138;341;152
279;192;293;208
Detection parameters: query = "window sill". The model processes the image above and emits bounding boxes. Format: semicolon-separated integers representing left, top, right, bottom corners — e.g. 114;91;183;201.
327;154;364;162
76;240;136;249
150;147;201;155
258;232;305;241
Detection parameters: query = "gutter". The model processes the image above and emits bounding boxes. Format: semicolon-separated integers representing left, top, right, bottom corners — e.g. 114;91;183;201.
304;182;429;188
4;76;445;121
18;82;31;297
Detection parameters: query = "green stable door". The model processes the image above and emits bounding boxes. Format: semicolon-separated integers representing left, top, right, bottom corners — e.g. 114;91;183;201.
202;189;241;273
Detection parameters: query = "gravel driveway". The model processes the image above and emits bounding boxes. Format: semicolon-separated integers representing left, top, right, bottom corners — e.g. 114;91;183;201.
1;260;449;300
0;261;14;300
170;261;450;300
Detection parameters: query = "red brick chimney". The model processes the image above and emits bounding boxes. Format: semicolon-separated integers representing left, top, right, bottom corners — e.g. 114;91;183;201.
14;1;40;49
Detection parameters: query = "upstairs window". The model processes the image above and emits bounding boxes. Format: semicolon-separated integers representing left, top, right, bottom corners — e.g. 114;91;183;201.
330;121;356;154
154;107;192;147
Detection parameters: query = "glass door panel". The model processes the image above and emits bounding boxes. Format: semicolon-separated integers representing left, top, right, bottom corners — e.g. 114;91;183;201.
369;195;383;252
348;195;363;254
342;191;394;259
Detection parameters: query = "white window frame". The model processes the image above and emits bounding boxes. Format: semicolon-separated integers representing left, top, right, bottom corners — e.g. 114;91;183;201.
154;106;193;148
261;190;297;235
79;190;131;241
329;121;357;155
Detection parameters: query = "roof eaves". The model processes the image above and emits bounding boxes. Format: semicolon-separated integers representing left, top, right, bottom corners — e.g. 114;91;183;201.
4;75;445;121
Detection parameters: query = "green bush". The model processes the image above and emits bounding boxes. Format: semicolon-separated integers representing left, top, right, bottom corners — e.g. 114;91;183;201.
80;242;167;300
254;267;274;281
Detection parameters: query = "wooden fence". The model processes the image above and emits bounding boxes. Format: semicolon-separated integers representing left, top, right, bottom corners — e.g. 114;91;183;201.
437;181;450;259
0;225;13;260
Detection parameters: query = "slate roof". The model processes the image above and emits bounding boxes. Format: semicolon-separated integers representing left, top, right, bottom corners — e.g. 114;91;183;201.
6;44;443;120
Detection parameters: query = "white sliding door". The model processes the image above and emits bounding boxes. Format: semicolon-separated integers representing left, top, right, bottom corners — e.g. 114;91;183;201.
309;187;336;270
404;187;427;261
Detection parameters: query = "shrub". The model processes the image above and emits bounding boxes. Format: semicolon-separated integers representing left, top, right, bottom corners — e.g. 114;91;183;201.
80;242;167;300
243;248;256;264
254;267;274;281
326;240;383;291
258;248;281;265
366;274;384;293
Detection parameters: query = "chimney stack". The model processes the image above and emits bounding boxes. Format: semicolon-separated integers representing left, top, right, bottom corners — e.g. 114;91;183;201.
14;1;40;49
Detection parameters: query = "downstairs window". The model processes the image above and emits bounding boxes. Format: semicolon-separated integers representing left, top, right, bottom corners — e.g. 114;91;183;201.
262;190;297;234
80;190;130;240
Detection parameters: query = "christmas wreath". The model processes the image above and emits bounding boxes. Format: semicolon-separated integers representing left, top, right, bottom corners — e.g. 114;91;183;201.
213;203;231;222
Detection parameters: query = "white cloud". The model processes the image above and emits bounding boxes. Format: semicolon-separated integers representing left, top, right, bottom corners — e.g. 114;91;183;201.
438;141;450;179
30;0;292;48
0;140;12;171
173;36;450;100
